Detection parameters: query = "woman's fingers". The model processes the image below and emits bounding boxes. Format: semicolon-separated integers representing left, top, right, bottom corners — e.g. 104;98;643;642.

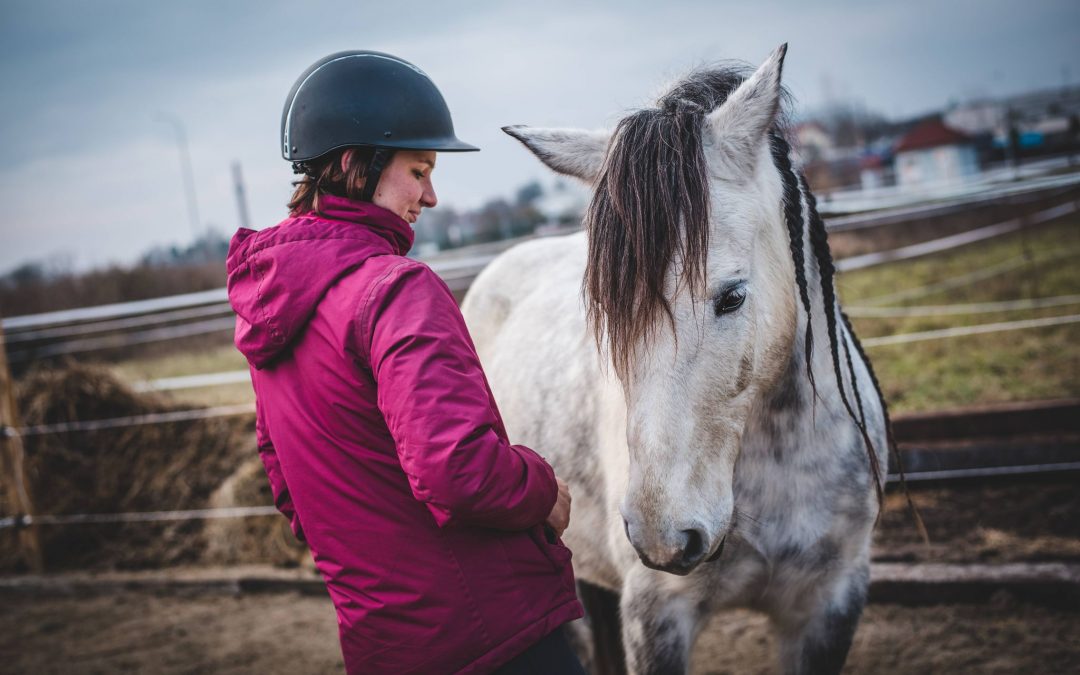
546;476;572;536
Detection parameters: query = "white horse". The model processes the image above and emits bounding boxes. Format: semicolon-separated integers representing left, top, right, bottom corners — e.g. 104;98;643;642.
462;45;890;675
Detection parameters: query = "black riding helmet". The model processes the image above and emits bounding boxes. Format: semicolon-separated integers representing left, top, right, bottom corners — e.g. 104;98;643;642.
282;50;478;201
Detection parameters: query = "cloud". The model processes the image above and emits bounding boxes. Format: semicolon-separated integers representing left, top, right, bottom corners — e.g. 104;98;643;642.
1;0;1078;273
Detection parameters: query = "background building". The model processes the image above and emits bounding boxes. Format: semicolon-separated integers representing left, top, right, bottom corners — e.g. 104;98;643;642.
893;118;979;189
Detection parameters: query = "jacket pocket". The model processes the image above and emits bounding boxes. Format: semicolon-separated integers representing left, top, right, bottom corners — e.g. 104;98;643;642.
528;524;573;571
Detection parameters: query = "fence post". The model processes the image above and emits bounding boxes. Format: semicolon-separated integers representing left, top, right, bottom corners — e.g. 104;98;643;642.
0;318;43;572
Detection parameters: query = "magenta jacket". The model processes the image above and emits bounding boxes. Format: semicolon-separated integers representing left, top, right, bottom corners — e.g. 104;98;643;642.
226;194;583;674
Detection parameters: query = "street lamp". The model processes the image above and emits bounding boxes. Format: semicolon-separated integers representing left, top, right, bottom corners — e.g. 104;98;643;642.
156;112;201;239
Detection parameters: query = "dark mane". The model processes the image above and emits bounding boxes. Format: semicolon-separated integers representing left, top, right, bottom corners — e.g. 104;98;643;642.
584;65;761;378
584;64;897;504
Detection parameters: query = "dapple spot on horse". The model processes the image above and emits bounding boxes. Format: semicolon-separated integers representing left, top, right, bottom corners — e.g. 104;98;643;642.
464;44;894;674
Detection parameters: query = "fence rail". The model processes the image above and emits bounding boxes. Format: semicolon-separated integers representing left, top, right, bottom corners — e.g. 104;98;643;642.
6;195;1077;366
7;178;1079;337
2;400;1075;531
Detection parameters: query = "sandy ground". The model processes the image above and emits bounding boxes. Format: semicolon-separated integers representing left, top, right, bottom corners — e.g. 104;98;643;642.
3;585;1078;675
4;478;1077;673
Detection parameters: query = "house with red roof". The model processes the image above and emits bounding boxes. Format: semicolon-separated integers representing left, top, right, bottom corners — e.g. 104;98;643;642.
893;118;979;189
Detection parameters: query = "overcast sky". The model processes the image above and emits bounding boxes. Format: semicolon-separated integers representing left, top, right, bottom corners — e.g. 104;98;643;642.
1;0;1077;275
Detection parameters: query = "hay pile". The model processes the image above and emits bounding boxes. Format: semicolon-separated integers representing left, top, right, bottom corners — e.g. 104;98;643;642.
204;457;308;567
2;361;305;571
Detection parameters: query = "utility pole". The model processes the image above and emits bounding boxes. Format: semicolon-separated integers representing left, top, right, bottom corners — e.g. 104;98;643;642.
1006;108;1021;180
232;161;252;231
0;319;43;572
157;112;202;239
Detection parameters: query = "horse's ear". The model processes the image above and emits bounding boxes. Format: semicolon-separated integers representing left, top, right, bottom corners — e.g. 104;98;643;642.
705;43;787;175
502;126;610;183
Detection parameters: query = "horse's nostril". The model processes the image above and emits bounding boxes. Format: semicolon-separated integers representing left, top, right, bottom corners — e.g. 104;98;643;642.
681;528;705;564
706;535;727;562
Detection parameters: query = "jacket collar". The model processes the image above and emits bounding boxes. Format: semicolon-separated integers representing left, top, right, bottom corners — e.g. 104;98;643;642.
314;193;415;256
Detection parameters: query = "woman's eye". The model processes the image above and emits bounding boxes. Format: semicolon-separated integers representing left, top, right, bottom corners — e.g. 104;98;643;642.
413;171;424;179
713;288;746;315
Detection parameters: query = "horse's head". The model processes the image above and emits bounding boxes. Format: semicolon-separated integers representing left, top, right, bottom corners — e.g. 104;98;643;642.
506;45;798;575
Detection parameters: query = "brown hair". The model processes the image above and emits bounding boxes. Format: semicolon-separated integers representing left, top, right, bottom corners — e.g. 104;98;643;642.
287;147;376;215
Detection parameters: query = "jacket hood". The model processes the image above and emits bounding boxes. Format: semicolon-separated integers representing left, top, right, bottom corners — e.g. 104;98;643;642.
226;194;415;368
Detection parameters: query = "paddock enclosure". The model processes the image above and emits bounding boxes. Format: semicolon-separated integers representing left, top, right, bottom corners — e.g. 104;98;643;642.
3;178;1079;673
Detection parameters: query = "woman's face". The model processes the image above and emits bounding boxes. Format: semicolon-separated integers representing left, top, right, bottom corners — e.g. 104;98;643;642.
366;149;438;224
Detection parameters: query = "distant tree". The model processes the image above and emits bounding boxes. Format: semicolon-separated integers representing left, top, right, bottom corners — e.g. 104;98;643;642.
4;262;47;287
414;207;459;251
515;180;543;207
1;177;561;316
140;228;229;267
509;204;544;238
473;198;512;243
814;101;892;148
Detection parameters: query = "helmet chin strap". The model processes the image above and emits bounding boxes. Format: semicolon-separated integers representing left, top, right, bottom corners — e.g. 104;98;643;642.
359;148;394;203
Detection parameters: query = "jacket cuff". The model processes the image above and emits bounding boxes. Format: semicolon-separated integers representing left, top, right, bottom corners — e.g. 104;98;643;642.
512;444;560;529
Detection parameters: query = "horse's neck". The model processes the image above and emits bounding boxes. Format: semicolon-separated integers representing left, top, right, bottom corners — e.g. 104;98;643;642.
748;181;856;460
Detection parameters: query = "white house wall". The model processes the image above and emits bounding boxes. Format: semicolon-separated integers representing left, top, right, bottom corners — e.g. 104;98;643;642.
896;145;979;190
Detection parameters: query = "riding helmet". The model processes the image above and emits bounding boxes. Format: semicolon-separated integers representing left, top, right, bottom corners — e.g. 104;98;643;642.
281;50;479;161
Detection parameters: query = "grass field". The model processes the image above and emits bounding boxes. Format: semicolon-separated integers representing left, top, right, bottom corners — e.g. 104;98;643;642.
103;213;1080;415
838;213;1080;413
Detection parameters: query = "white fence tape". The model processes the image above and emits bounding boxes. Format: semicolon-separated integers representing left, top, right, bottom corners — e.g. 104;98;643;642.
7;186;1077;334
3;288;229;332
820;163;1080;219
886;461;1080;483
861;313;1080;348
7;403;255;437
5;460;1078;531
853;247;1080;306
134;370;253;392
0;505;280;530
846;294;1080;318
7;317;237;362
1;255;497;333
837;199;1077;272
5;303;234;344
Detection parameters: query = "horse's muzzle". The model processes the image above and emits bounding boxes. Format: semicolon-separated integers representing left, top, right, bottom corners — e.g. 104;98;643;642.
624;517;720;576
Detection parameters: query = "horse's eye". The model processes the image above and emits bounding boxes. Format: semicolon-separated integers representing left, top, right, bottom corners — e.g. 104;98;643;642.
714;287;746;315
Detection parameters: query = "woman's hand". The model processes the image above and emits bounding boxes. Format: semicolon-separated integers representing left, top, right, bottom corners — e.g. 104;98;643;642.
545;477;572;538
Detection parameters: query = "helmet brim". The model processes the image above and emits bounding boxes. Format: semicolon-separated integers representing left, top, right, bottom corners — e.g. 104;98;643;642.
288;138;479;162
387;137;480;153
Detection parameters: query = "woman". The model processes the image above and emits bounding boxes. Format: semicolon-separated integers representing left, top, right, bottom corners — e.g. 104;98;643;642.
226;51;586;674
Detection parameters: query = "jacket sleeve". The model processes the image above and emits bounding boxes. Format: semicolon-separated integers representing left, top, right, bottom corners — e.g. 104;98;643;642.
359;260;558;530
254;391;306;543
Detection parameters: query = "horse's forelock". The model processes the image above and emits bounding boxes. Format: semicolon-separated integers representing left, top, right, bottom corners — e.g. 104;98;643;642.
583;66;754;378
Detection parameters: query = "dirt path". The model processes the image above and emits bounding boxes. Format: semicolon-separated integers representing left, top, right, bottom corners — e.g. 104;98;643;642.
4;586;1078;674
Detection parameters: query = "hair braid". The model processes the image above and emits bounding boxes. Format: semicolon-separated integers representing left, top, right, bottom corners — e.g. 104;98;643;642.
801;173;884;504
838;312;883;504
769;133;816;394
839;310;929;540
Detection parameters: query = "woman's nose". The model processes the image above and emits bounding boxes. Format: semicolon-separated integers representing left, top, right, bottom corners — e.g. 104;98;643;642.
421;184;438;208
